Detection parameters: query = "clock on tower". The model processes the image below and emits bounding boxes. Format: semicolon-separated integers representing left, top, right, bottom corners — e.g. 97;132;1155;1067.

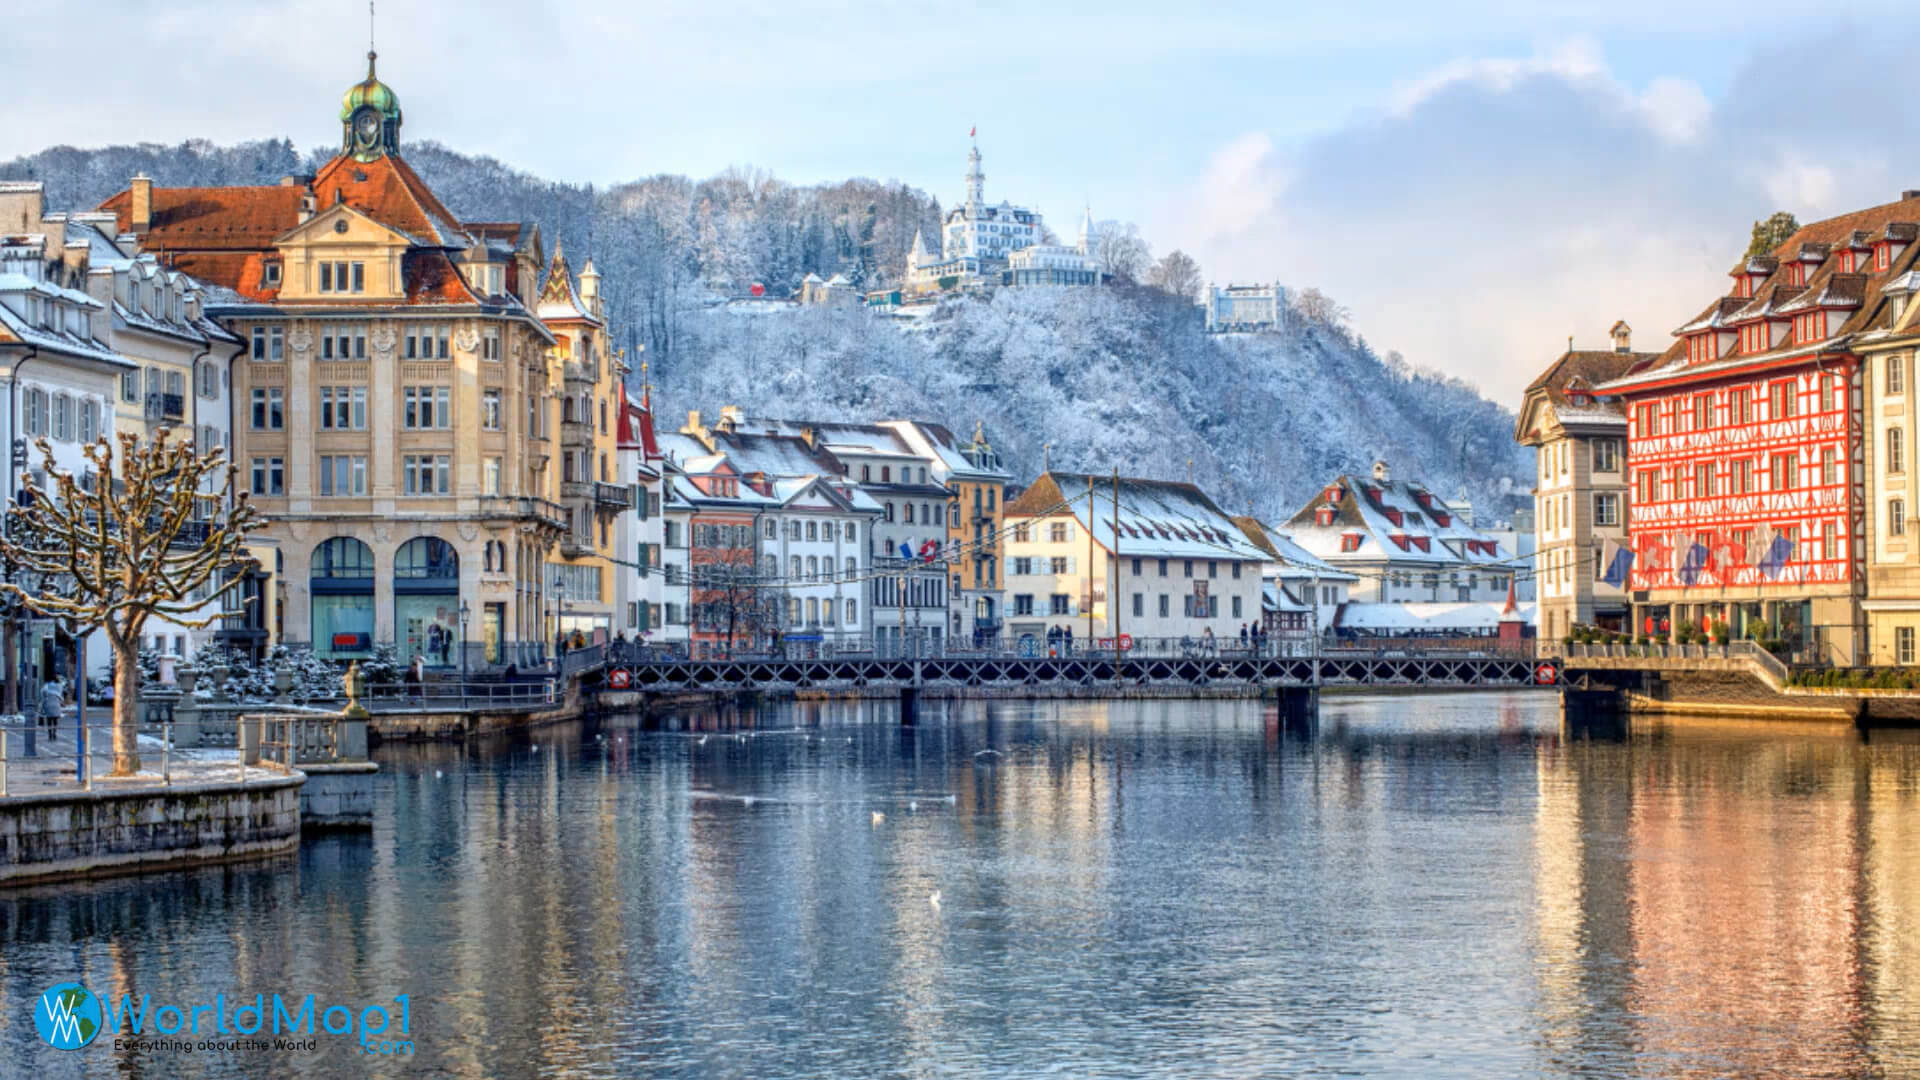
339;51;402;162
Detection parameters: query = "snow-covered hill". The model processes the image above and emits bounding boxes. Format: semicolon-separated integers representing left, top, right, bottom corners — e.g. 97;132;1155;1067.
1;138;1531;519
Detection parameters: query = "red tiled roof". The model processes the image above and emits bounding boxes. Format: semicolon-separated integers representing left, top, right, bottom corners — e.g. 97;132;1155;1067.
310;153;468;248
100;185;305;250
402;250;481;304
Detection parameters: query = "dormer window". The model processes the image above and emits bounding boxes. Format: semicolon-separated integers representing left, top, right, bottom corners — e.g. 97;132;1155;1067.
1788;263;1807;287
1316;506;1336;527
1340;534;1361;553
263;261;282;286
1383;508;1403;527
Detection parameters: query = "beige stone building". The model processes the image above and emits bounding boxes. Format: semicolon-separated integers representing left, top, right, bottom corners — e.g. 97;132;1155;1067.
1513;322;1656;639
1856;264;1920;662
100;52;626;667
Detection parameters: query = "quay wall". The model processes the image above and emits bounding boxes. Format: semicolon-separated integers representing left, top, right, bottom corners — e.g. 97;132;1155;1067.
0;774;304;888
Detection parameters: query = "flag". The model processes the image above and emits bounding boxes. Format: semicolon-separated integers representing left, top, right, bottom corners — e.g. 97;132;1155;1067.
920;539;939;563
1759;528;1794;580
898;542;912;560
969;125;976;137
1600;539;1634;587
1678;540;1709;586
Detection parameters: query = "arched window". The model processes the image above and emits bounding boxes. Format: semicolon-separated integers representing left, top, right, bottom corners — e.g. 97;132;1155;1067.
905;503;915;524
844;557;856;578
806;556;818;579
762;555;776;578
599;453;608;482
846;524;856;542
395;537;459;579
790;555;801;579
312;537;374;578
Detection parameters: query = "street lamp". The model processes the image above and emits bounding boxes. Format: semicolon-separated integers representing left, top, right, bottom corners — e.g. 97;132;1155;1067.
458;600;470;686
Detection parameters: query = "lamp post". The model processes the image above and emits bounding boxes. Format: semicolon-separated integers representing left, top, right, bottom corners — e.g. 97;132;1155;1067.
458;600;470;687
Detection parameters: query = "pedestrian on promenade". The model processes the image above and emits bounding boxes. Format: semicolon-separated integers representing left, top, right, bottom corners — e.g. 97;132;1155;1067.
39;676;64;740
1239;624;1249;648
405;656;424;705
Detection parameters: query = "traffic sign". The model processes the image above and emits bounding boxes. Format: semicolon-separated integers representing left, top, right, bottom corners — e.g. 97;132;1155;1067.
1535;663;1557;685
608;668;632;690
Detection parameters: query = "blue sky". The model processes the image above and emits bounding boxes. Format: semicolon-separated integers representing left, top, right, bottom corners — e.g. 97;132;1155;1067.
13;2;1920;401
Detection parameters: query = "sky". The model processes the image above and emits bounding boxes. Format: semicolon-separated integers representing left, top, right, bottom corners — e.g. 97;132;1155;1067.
11;1;1920;403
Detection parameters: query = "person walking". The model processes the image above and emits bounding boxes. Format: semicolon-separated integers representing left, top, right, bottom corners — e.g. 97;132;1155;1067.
38;676;64;740
1239;623;1249;648
404;656;424;705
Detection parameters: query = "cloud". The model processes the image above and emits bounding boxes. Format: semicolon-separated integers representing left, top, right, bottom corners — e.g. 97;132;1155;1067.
1178;32;1920;404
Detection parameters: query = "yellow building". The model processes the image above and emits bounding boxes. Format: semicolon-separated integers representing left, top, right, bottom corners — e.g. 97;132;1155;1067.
1857;264;1920;662
101;51;597;668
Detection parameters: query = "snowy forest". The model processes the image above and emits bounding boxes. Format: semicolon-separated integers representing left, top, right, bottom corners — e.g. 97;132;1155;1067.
1;137;1533;520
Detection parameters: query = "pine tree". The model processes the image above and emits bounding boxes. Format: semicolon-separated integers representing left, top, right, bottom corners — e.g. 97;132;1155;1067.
1746;211;1800;259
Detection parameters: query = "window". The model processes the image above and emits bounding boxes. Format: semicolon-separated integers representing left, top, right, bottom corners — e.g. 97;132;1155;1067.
1013;523;1029;542
1232;562;1242;579
1891;427;1907;475
1050;594;1070;615
79;399;97;443
317;261;363;293
1158;594;1170;617
1901;626;1916;665
482;389;502;431
1771;452;1798;491
318;454;367;496
50;394;72;441
404;324;451;360
1014;594;1034;616
1594;493;1620;528
320;325;366;361
1732;458;1752;495
1728;388;1751;424
1592;439;1618;473
1635;402;1661;437
1012;557;1031;575
250;387;284;430
1770;381;1797;420
250;457;284;495
1693;393;1712;430
905;503;915;524
196;360;219;398
404;387;452;428
1133;593;1144;617
403;454;451;495
1695;462;1714;498
1158;558;1168;577
1893;499;1908;537
1232;595;1243;618
121;369;140;403
1635;468;1657;503
1819;376;1834;413
1049;522;1068;542
1822;446;1837;486
482;328;501;361
1049;557;1068;574
484;457;501;495
1183;560;1194;578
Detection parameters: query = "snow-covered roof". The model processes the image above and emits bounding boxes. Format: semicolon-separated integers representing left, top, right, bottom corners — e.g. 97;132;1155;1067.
1339;601;1535;632
1007;472;1268;562
1283;468;1511;569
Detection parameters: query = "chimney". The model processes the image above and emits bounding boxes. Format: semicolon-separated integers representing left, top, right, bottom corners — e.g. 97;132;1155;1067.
129;173;152;235
1905;189;1920;200
685;409;701;434
297;182;317;225
1372;460;1390;484
1610;320;1632;353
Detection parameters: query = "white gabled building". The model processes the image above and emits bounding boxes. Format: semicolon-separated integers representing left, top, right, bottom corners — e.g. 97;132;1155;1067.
1002;472;1269;649
757;475;881;652
1203;282;1286;333
1233;516;1359;634
614;389;667;643
1281;460;1515;606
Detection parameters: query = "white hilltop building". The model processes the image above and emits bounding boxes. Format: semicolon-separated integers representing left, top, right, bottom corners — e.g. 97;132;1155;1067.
1204;282;1287;332
906;139;1101;293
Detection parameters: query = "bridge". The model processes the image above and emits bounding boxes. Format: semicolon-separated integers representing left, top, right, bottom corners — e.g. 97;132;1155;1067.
575;642;1557;722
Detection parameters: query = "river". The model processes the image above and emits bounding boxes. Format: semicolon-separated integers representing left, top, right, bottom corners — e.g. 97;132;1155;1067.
3;691;1918;1078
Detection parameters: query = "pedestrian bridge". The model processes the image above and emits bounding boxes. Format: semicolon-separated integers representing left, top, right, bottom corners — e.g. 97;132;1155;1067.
582;647;1554;697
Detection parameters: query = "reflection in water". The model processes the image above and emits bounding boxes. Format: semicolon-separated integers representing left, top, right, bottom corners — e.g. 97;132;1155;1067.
0;693;1915;1078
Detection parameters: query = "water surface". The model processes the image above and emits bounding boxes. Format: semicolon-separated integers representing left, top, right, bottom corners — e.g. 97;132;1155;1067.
3;692;1917;1078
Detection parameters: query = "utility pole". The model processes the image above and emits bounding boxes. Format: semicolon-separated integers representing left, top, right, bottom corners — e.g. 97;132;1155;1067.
1112;467;1122;673
897;570;907;659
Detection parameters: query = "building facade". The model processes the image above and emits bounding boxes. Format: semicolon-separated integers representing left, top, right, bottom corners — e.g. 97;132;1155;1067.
883;419;1011;646
1595;192;1920;663
1281;461;1515;605
1514;323;1654;639
615;389;666;640
1203;282;1286;333
102;53;591;669
905;141;1098;294
1844;229;1920;663
1002;472;1268;649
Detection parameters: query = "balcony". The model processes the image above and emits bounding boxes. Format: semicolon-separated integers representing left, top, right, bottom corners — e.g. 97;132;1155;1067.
561;479;594;501
145;392;185;422
561;419;594;448
593;482;631;510
477;495;568;531
559;533;596;559
563;361;599;389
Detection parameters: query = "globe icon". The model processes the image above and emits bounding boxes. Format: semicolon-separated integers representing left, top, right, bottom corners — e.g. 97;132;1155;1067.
34;982;103;1050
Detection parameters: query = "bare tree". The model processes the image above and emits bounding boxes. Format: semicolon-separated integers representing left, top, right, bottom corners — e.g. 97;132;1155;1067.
1148;250;1204;301
1289;287;1350;329
1746;211;1800;259
1094;220;1152;284
0;429;259;774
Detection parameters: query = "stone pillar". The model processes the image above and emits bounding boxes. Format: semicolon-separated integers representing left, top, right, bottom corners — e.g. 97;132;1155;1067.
173;664;202;748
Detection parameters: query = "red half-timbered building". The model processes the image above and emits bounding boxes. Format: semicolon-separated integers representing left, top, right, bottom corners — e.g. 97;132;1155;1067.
1597;192;1920;663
